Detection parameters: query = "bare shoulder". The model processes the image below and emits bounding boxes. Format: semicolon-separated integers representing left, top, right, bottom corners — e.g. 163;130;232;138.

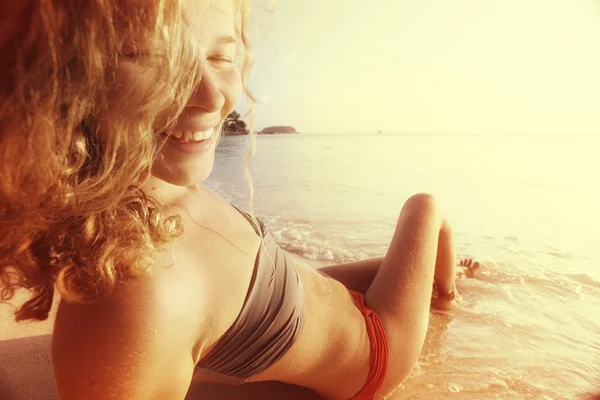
52;262;206;400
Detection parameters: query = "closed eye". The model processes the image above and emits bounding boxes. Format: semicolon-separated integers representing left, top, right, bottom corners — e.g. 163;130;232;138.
208;55;236;68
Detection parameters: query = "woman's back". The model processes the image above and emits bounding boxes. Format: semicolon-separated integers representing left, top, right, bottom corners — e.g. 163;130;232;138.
53;185;372;399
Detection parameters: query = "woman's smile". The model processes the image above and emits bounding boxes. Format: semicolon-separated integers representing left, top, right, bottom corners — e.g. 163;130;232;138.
160;128;217;154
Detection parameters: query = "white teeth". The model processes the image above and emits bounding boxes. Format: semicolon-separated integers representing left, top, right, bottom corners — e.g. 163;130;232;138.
172;129;214;142
201;129;213;140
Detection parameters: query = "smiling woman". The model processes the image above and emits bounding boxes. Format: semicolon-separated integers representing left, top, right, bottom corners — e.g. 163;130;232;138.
1;1;471;400
0;0;253;319
0;0;253;394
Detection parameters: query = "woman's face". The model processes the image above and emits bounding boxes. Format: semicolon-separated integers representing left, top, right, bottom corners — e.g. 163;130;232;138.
122;0;243;187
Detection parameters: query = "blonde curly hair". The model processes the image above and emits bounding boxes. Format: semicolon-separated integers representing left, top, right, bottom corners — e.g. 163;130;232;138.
0;0;256;321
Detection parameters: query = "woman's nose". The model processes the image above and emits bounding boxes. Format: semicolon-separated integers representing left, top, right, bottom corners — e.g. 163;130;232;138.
189;66;225;113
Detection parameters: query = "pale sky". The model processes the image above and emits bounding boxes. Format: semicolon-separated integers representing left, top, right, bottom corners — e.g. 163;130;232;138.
242;0;600;134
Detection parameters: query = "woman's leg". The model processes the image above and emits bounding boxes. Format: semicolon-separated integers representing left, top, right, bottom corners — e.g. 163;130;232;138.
320;218;458;297
362;193;457;395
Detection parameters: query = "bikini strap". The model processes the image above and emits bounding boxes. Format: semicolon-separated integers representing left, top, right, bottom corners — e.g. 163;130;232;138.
230;204;263;236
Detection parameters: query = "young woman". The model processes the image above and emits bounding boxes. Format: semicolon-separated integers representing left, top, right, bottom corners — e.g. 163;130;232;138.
0;0;478;399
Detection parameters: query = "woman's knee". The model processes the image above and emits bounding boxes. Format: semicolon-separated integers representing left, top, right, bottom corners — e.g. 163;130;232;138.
391;193;444;241
401;193;441;217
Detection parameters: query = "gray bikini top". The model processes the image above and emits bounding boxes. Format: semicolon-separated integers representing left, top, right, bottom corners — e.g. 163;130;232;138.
194;208;305;385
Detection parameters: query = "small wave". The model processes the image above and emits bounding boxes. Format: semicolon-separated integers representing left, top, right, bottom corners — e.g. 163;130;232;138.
503;236;520;243
545;250;574;260
565;273;600;290
279;241;363;263
263;215;368;263
463;263;526;286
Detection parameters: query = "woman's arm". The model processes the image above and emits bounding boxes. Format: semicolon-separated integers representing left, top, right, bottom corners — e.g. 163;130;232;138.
317;258;384;294
52;276;201;400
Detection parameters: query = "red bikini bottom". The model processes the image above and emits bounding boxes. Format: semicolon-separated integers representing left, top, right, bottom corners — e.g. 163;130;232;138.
347;290;389;400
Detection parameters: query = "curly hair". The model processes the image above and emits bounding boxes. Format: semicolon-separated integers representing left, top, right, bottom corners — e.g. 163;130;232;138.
0;0;255;321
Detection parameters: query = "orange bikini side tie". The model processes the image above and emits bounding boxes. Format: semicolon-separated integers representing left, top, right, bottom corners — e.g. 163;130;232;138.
347;289;389;400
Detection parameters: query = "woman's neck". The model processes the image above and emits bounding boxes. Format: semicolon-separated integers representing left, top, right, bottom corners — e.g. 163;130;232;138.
142;175;202;207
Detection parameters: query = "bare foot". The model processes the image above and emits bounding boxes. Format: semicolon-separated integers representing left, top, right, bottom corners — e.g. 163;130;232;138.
459;258;480;278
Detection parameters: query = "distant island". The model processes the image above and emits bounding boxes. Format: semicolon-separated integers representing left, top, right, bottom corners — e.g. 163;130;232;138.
260;126;298;135
222;111;298;136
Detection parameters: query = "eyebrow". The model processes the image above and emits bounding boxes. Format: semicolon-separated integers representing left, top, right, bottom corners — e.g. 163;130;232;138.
215;35;237;45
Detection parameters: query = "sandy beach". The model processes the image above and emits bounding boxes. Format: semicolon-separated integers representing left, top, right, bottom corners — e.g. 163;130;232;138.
0;291;57;400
